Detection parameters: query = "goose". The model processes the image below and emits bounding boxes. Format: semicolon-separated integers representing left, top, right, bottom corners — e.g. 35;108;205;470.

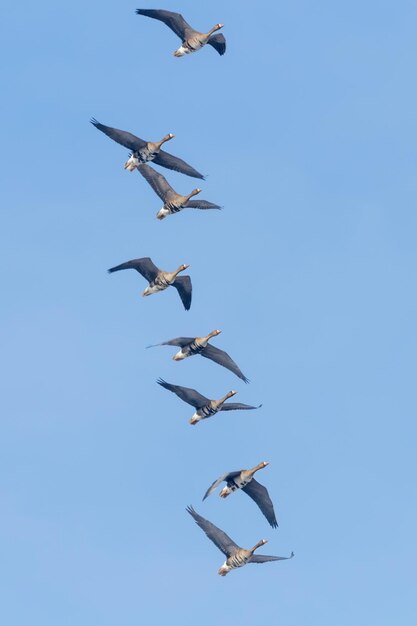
90;118;204;179
135;9;226;57
108;257;192;310
187;506;293;576
147;330;249;382
203;462;278;528
137;164;221;220
156;379;261;425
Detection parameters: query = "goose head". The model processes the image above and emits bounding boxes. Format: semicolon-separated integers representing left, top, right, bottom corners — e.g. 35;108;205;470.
189;188;202;198
249;461;269;476
251;538;268;553
209;329;222;338
217;389;237;405
211;23;224;33
161;133;175;144
176;263;190;274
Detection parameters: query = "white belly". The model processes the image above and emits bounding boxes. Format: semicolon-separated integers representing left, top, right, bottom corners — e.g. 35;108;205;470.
174;45;189;57
156;207;170;220
218;561;231;576
173;349;187;361
143;284;164;296
124;154;139;171
189;411;203;425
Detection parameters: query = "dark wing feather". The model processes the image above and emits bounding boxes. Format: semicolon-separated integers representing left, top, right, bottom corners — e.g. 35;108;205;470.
185;200;222;210
107;257;159;282
220;402;262;411
137;164;175;201
172;275;192;310
135;9;193;40
242;478;278;528
202;471;242;500
156;379;209;408
90;118;146;151
250;551;294;563
187;506;239;557
146;337;194;349
153;150;205;180
207;33;226;55
200;344;248;382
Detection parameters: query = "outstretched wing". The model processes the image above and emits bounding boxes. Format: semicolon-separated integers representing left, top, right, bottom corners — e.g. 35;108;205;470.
135;9;194;40
137;164;175;201
185;200;222;210
202;471;242;500
207;33;226;56
90;118;146;152
153;150;205;180
107;257;159;282
187;506;239;557
156;379;209;408
200;344;248;382
172;275;192;311
220;402;262;411
250;551;294;564
146;337;194;349
242;478;278;528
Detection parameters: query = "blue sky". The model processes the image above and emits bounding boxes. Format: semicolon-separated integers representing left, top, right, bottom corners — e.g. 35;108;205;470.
1;1;417;624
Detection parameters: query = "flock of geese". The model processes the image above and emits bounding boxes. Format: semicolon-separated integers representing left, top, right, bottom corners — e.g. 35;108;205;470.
92;8;294;577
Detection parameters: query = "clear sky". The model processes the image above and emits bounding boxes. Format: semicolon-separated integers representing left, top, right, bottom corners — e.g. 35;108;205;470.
1;1;417;624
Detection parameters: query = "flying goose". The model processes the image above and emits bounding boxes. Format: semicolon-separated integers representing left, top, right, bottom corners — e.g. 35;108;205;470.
203;462;278;528
90;118;204;179
135;9;226;57
108;257;192;310
137;164;221;220
156;379;260;425
187;506;293;576
147;330;249;382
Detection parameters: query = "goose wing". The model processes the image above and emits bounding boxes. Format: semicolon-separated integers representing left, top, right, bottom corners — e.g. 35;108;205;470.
185;200;222;210
135;9;194;40
187;506;239;557
200;344;248;382
202;471;242;500
146;337;194;349
90;118;146;152
153;150;205;180
220;402;262;411
172;275;192;311
250;551;294;564
242;478;278;528
207;33;226;56
107;257;159;282
157;379;209;408
137;164;175;201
